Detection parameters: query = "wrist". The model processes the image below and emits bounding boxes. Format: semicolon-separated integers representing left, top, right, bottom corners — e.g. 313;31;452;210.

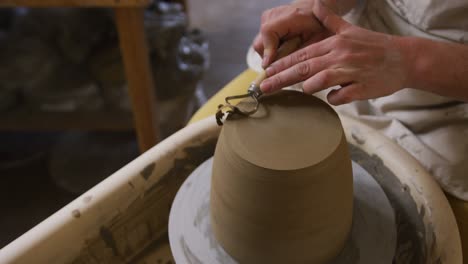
393;36;422;89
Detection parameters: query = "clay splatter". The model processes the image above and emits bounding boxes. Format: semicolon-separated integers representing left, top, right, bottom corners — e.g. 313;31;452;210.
83;195;92;203
100;226;119;256
72;209;81;218
141;163;156;180
351;131;366;145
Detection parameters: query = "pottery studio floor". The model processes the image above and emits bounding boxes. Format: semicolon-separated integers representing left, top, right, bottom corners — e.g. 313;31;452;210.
0;0;286;249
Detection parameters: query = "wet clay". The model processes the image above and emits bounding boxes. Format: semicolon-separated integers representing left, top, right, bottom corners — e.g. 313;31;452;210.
210;91;354;263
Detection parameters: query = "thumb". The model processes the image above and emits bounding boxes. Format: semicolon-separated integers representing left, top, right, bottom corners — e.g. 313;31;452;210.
313;0;350;34
261;33;278;68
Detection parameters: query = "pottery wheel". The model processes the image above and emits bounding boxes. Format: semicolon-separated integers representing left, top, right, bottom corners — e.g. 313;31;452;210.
169;157;397;264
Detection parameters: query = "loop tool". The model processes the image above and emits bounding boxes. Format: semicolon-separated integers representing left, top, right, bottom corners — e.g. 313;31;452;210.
215;37;302;126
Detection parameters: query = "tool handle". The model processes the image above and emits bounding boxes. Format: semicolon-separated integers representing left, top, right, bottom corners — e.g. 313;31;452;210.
251;37;302;88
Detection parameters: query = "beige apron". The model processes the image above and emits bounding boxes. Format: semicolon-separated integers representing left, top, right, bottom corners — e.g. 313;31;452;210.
334;0;468;200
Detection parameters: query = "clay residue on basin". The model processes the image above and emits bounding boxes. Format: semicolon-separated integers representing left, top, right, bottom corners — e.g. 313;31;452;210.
71;138;217;264
350;144;437;263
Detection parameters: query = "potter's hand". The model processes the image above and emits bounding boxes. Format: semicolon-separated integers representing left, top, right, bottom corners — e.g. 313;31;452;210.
260;1;407;105
253;0;330;68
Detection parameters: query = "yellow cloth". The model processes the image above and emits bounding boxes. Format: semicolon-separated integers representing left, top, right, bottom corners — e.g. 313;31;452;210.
189;69;468;261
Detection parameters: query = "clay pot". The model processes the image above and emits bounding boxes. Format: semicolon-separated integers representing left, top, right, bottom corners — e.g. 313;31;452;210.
211;90;353;263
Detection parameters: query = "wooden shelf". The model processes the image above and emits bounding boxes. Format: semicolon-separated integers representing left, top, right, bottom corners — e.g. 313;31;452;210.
0;106;134;131
0;0;151;7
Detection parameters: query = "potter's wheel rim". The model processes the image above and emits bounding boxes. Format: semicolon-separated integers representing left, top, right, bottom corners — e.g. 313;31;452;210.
172;116;462;263
341;114;462;263
169;157;397;263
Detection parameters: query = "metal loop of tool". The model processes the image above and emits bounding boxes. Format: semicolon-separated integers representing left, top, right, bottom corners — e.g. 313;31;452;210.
214;37;302;126
215;84;263;126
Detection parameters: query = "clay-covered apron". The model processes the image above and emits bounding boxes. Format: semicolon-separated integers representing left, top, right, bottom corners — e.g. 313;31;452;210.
337;0;468;200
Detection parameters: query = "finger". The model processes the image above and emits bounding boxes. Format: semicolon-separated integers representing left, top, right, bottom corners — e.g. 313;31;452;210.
302;68;355;94
261;25;280;68
253;34;264;57
265;37;334;77
327;83;364;105
313;0;350;34
261;56;329;93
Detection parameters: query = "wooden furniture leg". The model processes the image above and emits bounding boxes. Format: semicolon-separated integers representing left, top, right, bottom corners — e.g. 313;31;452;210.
114;7;159;152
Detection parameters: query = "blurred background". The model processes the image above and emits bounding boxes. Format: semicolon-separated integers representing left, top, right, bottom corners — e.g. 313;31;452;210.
0;0;285;248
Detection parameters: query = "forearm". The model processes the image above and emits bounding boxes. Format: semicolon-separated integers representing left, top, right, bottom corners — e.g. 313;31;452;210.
292;0;357;15
397;36;468;101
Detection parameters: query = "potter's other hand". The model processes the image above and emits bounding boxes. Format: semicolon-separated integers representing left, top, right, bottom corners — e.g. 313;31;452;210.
260;0;408;105
253;0;328;68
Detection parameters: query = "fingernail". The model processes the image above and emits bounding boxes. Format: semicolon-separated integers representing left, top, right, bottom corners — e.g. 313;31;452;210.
262;55;269;68
260;79;271;93
262;48;273;68
265;66;274;77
